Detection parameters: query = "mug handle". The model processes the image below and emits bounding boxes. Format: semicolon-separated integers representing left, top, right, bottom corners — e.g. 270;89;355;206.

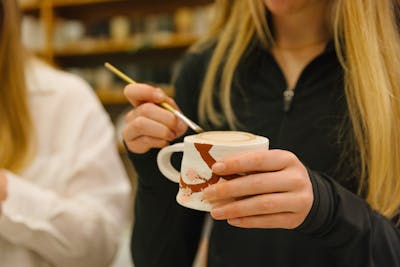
157;143;184;183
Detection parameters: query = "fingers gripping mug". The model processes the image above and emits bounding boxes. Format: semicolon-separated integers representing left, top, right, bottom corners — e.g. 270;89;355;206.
157;131;269;211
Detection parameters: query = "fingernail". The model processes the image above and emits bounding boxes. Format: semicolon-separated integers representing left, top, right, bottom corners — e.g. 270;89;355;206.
212;162;226;173
203;186;216;200
153;90;165;101
211;207;224;219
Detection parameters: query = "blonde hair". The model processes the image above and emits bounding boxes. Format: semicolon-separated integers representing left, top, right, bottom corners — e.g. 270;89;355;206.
0;1;35;172
194;0;400;218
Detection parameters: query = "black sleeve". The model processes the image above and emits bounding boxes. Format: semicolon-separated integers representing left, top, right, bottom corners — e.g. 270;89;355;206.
297;169;400;267
129;50;209;267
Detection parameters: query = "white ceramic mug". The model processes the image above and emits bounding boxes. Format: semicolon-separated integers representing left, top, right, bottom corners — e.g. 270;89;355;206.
157;131;269;211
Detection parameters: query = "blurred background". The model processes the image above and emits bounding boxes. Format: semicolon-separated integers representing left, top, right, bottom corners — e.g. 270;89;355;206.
19;0;214;266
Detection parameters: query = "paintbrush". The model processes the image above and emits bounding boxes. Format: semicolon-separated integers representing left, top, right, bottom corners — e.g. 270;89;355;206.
104;62;204;133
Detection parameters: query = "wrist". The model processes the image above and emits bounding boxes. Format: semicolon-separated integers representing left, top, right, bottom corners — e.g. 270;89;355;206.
296;169;334;235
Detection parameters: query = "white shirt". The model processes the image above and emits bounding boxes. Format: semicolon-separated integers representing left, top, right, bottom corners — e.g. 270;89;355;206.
0;60;131;267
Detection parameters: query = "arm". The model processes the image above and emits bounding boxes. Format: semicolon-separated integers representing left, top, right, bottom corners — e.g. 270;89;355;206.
298;170;400;267
0;83;131;267
126;51;208;266
204;149;400;267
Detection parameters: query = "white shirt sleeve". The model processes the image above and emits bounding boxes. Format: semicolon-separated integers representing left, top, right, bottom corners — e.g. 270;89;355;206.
0;170;129;267
0;63;131;267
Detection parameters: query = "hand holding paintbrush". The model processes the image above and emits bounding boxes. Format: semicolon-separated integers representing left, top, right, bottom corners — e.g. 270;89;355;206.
105;62;203;154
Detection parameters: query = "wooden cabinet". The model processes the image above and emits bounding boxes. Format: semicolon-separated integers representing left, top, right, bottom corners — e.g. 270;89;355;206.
20;0;214;183
21;0;214;104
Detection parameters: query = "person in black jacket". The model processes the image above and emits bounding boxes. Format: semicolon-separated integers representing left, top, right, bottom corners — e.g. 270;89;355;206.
123;0;400;266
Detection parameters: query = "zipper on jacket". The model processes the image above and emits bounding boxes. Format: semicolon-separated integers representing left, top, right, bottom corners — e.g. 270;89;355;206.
283;87;295;112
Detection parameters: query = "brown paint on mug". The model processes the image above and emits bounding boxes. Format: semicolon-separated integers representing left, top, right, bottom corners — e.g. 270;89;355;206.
180;143;240;192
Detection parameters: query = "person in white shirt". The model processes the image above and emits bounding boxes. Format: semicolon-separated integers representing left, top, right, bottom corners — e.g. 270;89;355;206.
0;1;131;266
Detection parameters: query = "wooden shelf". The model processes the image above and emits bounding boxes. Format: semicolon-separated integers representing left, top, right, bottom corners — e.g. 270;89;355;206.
21;0;213;21
20;0;212;65
52;0;118;7
21;0;212;8
20;1;41;16
20;0;212;15
20;1;40;11
53;34;198;57
53;0;212;7
53;0;213;20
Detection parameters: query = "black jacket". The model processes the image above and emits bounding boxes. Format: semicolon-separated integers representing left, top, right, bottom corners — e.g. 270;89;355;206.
129;42;400;267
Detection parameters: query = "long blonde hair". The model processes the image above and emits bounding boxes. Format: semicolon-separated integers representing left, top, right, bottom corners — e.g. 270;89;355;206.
0;0;35;172
195;0;400;218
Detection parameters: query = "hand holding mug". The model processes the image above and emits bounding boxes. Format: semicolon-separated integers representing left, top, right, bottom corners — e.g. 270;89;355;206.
157;131;269;211
203;149;313;229
122;83;188;154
